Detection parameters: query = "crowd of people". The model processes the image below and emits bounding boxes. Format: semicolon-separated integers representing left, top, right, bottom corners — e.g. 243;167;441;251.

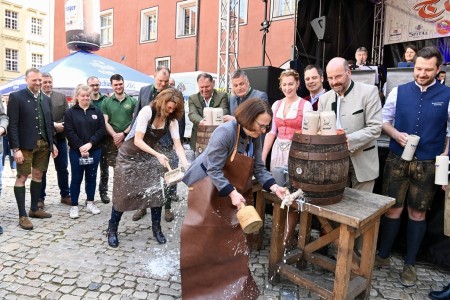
0;44;449;299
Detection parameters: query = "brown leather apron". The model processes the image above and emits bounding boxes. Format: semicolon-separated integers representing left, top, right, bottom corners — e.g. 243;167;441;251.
180;125;259;300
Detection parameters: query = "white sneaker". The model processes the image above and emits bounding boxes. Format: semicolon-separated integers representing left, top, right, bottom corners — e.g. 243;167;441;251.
70;206;79;219
86;202;100;215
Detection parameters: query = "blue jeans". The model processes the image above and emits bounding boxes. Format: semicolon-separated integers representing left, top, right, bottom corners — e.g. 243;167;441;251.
2;136;16;169
40;138;70;200
69;147;101;206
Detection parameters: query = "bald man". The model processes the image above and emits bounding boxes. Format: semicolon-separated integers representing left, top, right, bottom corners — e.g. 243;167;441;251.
318;57;382;192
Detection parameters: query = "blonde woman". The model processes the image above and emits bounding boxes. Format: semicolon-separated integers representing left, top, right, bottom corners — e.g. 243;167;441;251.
262;69;313;248
64;84;106;219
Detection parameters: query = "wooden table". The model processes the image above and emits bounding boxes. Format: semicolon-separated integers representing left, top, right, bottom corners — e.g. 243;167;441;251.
262;188;395;300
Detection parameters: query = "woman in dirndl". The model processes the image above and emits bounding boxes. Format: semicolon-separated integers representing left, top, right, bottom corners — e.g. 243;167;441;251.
106;88;189;247
180;98;289;299
262;69;312;248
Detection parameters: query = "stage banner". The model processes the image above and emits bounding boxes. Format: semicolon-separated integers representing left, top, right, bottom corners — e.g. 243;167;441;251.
384;0;450;45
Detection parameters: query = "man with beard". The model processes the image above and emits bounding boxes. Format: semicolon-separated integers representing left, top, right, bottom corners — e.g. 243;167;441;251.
303;65;326;111
318;57;382;192
376;46;450;287
101;74;136;169
87;76;110;203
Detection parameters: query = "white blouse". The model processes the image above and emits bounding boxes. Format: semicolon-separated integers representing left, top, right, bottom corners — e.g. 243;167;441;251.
127;106;180;140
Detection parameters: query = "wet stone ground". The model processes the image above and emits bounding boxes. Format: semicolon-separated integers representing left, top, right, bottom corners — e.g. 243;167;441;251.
0;150;449;299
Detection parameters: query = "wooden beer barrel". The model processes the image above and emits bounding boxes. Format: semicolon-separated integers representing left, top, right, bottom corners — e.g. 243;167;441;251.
195;124;218;155
288;133;349;205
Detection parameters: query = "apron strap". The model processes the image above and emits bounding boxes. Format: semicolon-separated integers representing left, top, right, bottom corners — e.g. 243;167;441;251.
230;124;241;162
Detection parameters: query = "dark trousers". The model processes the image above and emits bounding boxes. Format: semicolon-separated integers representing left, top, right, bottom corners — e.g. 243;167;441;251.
98;141;109;195
2;135;16;169
69;147;101;205
40;138;70;200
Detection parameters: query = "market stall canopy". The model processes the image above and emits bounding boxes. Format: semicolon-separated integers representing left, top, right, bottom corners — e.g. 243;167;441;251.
0;51;153;96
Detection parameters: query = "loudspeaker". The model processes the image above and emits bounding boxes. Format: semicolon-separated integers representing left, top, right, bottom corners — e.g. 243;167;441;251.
310;16;332;43
242;66;284;105
311;16;326;40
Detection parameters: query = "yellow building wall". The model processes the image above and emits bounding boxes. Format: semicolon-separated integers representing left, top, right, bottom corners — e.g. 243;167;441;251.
0;0;51;85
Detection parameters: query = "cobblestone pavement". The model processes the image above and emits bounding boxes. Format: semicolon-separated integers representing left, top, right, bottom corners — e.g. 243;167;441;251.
0;156;449;299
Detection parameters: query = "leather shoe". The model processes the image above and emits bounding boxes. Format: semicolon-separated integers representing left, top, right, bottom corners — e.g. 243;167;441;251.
429;284;450;300
100;193;111;204
38;199;45;209
19;216;33;230
132;209;147;221
164;209;174;222
60;196;72;206
0;225;3;234
29;209;52;218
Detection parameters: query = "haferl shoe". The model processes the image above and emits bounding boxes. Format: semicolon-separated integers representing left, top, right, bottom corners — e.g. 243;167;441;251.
165;209;175;222
374;254;390;268
429;283;450;300
28;209;52;219
38;199;45;209
400;264;417;287
60;196;72;206
100;193;110;204
19;216;33;230
132;209;147;221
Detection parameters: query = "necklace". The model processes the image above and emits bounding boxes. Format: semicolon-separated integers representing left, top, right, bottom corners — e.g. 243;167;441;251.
286;97;299;109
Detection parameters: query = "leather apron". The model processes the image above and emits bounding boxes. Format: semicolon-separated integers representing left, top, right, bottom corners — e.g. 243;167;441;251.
180;125;259;300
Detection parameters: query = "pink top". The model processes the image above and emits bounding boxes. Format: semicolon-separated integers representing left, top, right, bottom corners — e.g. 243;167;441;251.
269;97;312;140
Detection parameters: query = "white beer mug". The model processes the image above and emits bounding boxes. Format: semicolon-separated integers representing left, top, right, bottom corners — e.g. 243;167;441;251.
212;108;223;125
435;155;450;185
302;111;320;135
319;111;337;135
401;134;420;161
203;107;213;125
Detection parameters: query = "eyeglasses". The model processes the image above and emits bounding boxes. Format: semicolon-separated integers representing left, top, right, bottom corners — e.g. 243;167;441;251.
89;84;100;87
255;120;271;131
